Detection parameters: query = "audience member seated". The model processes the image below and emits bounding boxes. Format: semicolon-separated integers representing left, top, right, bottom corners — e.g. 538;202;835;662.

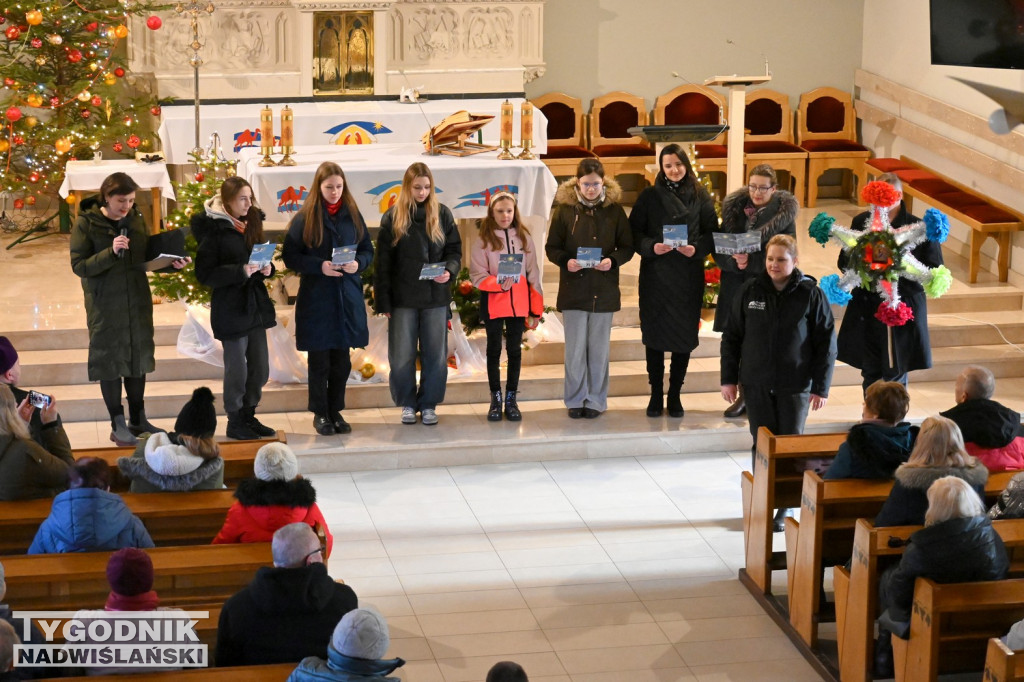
825;380;916;479
0;383;73;502
874;476;1009;677
287;607;404;682
874;416;988;527
0;336;62;448
216;523;357;668
487;661;530;682
212;443;333;554
28;458;154;554
941;365;1024;472
989;470;1024;519
0;620;19;682
1005;613;1024;649
0;562;45;680
118;387;224;492
72;548;184;675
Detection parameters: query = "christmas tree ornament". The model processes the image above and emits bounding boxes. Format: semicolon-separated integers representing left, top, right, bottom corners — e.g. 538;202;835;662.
67;49;83;63
30;37;41;48
0;16;6;24
46;33;62;45
113;67;125;77
194;171;204;181
91;95;102;106
123;115;132;125
25;94;42;107
85;21;97;31
24;116;37;127
25;195;36;206
4;26;20;40
359;363;375;379
12;134;23;145
13;199;24;209
55;138;71;153
150;105;161;116
140;138;151;149
146;15;162;29
5;106;22;122
34;55;46;65
112;140;123;152
25;10;42;25
80;109;90;118
28;171;39;182
89;62;99;72
49;96;60;107
104;73;116;85
114;24;128;38
127;134;140;148
76;90;90;102
3;78;14;87
66;194;77;204
0;140;9;153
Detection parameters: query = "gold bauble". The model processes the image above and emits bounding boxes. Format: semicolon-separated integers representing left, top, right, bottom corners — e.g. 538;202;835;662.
26;10;43;25
24;116;38;128
104;73;117;85
140;138;151;149
89;63;99;72
65;194;77;204
0;140;9;153
77;91;91;102
114;25;129;39
35;56;46;66
55;138;72;153
46;34;62;45
359;363;376;379
25;94;42;107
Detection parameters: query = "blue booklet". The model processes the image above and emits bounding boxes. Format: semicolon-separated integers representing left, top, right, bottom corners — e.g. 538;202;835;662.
576;247;603;269
497;253;524;283
713;232;762;255
332;245;357;265
248;242;277;268
663;224;688;248
419;262;447;280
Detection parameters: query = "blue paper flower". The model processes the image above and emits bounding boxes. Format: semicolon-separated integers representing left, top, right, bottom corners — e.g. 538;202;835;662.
819;273;852;306
808;212;835;246
924;208;949;243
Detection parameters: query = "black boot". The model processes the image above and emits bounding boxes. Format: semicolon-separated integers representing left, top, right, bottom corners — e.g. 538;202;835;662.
331;412;352;434
772;507;795;533
244;406;276;438
226;411;260;440
128;406;165;437
873;629;894;679
110;408;138;446
724;384;746;418
666;382;684;418
487;390;503;422
646;383;663;417
504;390;521;421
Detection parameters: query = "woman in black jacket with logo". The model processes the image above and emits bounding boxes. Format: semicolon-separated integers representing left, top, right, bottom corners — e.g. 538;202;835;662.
193;176;277;440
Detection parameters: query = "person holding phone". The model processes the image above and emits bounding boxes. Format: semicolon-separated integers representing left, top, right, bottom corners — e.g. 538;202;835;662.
70;172;190;446
0;335;63;447
193;176;277;440
0;383;73;501
283;162;374;435
373;162;461;427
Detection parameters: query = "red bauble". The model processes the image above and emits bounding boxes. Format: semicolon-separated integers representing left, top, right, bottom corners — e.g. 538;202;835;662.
112;141;123;152
49;96;60;107
113;67;125;77
458;280;473;295
12;135;24;145
4;26;19;40
26;196;36;206
146;16;162;30
3;77;14;87
80;109;90;118
150;105;161;116
126;134;140;149
0;16;5;24
194;172;204;182
90;95;102;106
13;199;24;210
67;49;83;63
30;37;41;48
85;21;97;31
28;171;39;183
4;106;22;122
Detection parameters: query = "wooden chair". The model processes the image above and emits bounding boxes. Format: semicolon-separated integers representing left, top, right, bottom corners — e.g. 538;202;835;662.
653;84;729;180
984;638;1024;682
743;89;808;206
530;92;597;179
586;90;654;184
796;86;872;208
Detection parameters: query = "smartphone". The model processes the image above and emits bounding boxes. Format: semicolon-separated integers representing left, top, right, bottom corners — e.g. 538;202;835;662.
27;390;51;409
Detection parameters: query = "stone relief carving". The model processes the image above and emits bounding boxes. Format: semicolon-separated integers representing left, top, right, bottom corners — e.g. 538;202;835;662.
465;7;514;57
140;9;288;72
409;7;459;59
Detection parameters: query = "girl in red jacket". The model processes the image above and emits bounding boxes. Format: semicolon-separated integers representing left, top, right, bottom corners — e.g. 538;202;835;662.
470;192;544;421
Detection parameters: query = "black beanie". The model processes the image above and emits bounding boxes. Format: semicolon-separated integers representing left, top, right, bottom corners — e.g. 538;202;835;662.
174;387;217;438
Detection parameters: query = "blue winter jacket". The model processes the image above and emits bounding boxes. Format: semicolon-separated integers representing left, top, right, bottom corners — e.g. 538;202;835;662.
28;487;154;554
287;646;404;682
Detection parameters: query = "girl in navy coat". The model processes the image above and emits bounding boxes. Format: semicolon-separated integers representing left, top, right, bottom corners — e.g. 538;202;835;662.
282;162;374;436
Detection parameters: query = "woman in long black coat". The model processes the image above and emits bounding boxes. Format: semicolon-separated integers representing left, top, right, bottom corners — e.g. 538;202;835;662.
282;162;374;436
630;144;717;418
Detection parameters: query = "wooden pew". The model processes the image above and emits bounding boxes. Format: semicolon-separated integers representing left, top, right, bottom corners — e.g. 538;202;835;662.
0;489;236;554
835;518;1024;682
788;469;1016;650
741;427;847;596
984;638;1024;682
39;662;297;681
75;430;286;490
1;543;272;611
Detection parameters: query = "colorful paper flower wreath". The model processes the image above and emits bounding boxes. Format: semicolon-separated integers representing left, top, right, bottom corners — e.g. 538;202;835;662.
808;181;950;327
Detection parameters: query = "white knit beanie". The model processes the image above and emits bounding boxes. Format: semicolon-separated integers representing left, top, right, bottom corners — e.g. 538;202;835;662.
253;442;299;482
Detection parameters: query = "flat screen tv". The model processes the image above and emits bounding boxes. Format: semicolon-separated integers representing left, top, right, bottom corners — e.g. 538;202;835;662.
931;0;1024;70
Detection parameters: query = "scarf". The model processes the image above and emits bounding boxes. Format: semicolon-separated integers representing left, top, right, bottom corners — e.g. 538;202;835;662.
327;650;405;677
325;199;344;216
574;186;605;209
105;590;160;611
229;215;246;234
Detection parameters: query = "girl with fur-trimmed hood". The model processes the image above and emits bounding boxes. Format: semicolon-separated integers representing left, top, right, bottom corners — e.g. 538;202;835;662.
545;159;633;420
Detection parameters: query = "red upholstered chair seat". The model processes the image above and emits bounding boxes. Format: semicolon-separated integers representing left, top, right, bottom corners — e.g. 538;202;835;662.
959;203;1017;224
907;178;956;195
541;146;596;160
868;158;915;173
695;143;727;158
744;141;805;154
592;143;654;157
931;191;987;211
799;139;871;153
893;169;938;183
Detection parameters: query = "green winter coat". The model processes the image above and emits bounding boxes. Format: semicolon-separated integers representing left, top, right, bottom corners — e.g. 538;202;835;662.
70;198;156;381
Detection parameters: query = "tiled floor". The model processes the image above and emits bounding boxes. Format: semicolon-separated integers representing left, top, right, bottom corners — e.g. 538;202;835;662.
310;453;825;682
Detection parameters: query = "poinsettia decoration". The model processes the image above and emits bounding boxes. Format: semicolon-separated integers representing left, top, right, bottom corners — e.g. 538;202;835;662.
809;180;952;327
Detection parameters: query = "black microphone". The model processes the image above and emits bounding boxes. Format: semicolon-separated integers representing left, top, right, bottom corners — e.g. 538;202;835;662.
117;225;128;259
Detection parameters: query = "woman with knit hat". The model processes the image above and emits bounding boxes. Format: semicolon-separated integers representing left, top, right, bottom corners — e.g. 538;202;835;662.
117;387;225;493
212;442;333;554
288;607;405;681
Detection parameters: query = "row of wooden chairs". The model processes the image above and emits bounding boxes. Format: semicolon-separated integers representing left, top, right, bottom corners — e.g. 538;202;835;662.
532;86;872;207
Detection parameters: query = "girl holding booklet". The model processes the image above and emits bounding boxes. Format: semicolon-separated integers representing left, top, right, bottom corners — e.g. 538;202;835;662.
713;163;798;418
373;162;461;426
193;176;278;440
629;144;717;419
545;158;633;419
282;162;374;435
470;192;544;421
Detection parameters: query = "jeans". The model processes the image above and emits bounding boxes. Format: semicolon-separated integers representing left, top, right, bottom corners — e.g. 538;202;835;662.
561;310;613;411
388;306;449;410
221;327;269;414
307;347;352;417
484;316;526;392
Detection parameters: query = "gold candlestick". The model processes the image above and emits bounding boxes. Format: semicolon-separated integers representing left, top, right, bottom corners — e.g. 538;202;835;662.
278;106;296;165
498;99;515;160
258;105;276;166
517;138;535;160
279;145;297;166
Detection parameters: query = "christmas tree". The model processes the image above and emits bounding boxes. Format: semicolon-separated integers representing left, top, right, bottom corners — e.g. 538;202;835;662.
0;0;163;221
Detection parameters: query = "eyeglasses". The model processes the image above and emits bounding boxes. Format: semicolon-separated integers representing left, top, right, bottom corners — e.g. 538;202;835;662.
304;545;326;562
748;184;775;194
580;182;603;190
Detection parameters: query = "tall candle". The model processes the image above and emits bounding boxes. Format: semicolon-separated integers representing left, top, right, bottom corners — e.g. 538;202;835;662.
260;106;273;152
520;101;533;143
500;100;513;145
280;105;294;148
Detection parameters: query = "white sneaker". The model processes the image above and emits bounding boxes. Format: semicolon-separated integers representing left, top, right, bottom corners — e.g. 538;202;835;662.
401;407;417;424
421;408;438;426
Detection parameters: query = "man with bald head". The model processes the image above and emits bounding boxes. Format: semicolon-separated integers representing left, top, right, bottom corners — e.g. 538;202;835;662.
941;365;1024;471
215;523;358;668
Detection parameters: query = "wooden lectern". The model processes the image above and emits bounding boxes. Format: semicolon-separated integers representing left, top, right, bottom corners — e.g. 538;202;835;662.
705;74;772;192
627;124;730;184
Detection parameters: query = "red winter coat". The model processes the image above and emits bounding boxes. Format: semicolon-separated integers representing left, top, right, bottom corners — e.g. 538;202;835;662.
212;477;334;555
967;438;1024;473
470;226;544;319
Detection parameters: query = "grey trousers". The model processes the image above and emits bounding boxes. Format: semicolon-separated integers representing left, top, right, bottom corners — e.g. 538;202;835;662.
562;310;613;412
388;306;449;410
221;327;269;414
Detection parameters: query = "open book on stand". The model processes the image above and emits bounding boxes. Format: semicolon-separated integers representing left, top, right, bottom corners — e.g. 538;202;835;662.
422;111;496;156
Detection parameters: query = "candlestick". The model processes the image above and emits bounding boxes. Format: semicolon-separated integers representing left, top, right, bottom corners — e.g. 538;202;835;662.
258;105;275;167
280;105;294;148
517;101;535;160
498;99;514;160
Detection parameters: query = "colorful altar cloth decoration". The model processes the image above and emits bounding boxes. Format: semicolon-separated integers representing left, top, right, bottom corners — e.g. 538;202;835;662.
809;181;952;327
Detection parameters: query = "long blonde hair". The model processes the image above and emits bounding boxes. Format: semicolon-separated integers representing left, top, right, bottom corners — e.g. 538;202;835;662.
906;416;975;468
390;162;441;245
0;384;30;441
292;162;365;248
178;434;220;460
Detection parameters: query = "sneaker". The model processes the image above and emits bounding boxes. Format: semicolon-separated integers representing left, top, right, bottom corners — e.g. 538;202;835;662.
401;407;417;425
421;408;438;426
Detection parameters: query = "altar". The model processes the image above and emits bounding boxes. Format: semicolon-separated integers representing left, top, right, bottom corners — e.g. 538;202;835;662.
158;98;548;164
